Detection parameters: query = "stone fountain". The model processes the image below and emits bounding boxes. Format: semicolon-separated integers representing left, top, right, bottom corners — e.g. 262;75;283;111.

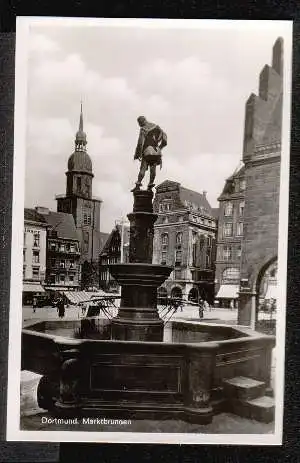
21;117;276;426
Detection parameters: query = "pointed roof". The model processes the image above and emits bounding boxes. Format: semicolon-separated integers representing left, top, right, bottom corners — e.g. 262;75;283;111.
75;102;87;147
68;103;93;175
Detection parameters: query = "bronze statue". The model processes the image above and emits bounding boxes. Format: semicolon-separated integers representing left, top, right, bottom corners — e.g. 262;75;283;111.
131;116;167;192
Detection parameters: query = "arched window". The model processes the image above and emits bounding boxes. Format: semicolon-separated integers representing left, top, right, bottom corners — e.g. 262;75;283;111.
222;267;240;283
161;233;169;246
224;202;233;217
176;232;182;245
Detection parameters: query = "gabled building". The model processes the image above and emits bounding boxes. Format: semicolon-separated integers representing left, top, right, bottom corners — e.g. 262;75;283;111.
99;224;130;292
35;207;81;292
214;162;245;308
153;180;218;304
23;208;48;304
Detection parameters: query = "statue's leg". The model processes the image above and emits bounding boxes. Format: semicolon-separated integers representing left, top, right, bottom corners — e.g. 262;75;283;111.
132;159;147;191
148;164;156;190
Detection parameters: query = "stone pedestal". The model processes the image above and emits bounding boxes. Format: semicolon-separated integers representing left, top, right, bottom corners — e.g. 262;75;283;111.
110;190;172;342
238;289;256;327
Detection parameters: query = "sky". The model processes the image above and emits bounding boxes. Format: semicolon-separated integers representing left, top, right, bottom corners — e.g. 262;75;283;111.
23;19;291;233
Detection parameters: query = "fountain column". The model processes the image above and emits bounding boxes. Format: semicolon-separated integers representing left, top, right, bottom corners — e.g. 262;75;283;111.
110;189;172;342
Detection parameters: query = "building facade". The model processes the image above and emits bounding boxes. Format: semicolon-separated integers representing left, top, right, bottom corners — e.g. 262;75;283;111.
99;224;129;292
35;207;81;292
56;105;102;289
23;209;48;304
153;180;218;304
214;163;245;308
238;38;283;326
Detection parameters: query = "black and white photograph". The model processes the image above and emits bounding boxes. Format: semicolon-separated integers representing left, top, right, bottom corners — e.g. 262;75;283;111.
7;17;292;444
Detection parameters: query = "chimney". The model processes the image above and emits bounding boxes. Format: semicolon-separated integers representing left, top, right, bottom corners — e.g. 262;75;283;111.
202;190;207;198
35;206;50;215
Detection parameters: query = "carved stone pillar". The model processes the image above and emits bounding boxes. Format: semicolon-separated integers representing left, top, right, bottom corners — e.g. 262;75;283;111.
183;344;217;424
55;347;82;416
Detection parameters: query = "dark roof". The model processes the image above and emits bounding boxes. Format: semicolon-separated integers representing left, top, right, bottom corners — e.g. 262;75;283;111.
24;208;48;225
179;186;212;214
41;211;79;241
99;232;110;252
100;225;130;257
226;161;245;181
68;150;92;174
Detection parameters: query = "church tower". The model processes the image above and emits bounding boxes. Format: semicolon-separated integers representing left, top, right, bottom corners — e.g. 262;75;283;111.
56;104;102;288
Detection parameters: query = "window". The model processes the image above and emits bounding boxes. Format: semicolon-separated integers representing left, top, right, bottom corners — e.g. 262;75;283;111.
176;232;183;245
175;250;182;265
174;269;182;280
206;254;211;268
224;202;233;216
60;260;65;268
32;250;40;264
33;233;40;247
77;177;82;191
237;222;243;236
60;244;65;252
163;217;168;224
159;204;163;213
23;266;26;279
239;201;245;216
23;249;26;262
32;267;39;279
161;251;167;264
161;233;169;247
240;180;246;191
60;274;65;283
237;246;242;259
51;258;56;267
23;232;26;246
223;222;233;237
50;242;56;251
179;216;184;222
49;274;56;284
69;275;74;283
66;243;70;252
69;259;75;269
70;245;75;252
223;246;232;261
222;267;240;283
84;214;87;225
87;215;91;225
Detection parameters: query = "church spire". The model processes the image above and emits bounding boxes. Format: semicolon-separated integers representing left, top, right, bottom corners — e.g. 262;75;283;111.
75;101;87;151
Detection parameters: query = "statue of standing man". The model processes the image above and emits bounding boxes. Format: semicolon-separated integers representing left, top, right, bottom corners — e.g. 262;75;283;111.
131;116;167;192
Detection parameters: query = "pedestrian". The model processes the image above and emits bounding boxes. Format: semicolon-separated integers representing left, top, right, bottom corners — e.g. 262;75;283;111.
32;296;37;314
198;298;204;319
230;299;234;310
57;298;65;319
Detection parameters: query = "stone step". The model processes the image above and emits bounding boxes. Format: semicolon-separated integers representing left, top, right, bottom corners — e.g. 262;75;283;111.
223;376;266;401
230;395;275;423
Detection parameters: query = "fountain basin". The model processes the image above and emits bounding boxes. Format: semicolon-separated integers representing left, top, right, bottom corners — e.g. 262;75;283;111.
21;319;275;424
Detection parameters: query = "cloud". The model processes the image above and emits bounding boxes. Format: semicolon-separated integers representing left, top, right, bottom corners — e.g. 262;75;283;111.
29;32;60;55
24;23;288;232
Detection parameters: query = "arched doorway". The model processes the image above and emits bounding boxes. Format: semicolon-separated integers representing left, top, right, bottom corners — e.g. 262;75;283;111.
157;286;168;306
171;286;182;300
255;257;277;334
188;287;199;303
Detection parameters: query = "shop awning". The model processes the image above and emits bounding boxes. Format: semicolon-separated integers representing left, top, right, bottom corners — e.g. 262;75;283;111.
63;290;108;305
265;284;277;300
23;283;45;293
216;285;239;299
